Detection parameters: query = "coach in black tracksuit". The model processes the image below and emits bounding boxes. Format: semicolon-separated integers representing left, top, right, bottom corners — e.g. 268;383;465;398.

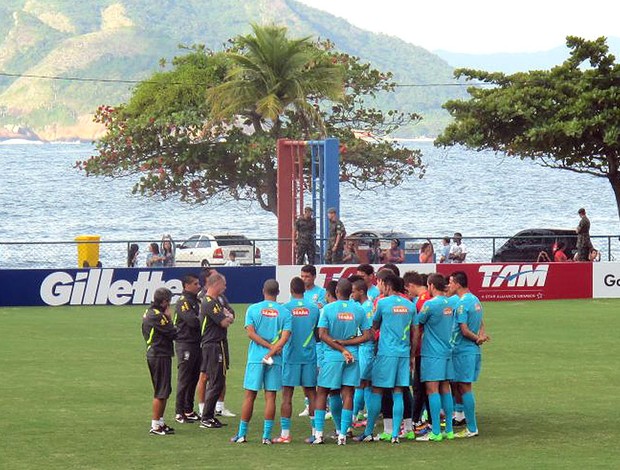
173;274;202;422
198;272;233;428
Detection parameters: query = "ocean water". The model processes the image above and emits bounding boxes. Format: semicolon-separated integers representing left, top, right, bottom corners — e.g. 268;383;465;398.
0;141;617;267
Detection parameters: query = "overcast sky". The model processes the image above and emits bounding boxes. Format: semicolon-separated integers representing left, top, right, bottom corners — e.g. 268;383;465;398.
296;0;619;54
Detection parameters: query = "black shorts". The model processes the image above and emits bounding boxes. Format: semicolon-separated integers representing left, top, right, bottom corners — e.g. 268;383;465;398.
200;342;227;375
147;356;172;399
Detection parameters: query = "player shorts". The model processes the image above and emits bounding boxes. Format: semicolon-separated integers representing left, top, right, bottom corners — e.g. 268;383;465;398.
371;356;411;388
282;362;318;387
147;356;172;399
318;360;360;389
243;363;282;391
316;343;325;369
200;342;227;373
420;355;454;382
359;352;374;381
452;353;481;383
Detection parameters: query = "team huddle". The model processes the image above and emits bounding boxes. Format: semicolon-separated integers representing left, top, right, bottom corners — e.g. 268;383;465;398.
142;263;489;445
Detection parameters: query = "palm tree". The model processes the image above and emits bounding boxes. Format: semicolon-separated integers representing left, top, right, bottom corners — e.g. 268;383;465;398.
208;24;344;136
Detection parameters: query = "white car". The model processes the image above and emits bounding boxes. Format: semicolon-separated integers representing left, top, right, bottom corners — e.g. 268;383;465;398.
175;234;261;266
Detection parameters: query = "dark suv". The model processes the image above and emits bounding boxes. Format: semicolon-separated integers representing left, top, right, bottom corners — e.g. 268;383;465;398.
491;229;577;262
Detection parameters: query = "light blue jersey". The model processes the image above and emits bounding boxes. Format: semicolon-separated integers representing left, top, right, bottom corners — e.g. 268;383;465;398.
367;285;380;301
373;295;415;357
416;295;457;358
318;300;370;362
304;285;326;308
244;300;292;365
453;292;483;355
282;298;320;364
358;299;375;356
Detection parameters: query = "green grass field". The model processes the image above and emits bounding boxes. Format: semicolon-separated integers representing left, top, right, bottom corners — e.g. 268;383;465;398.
1;299;620;469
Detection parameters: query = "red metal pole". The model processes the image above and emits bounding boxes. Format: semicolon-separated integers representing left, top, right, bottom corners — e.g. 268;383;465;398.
277;139;294;265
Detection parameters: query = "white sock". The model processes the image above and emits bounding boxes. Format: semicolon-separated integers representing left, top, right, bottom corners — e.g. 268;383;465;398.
216;401;224;412
383;418;393;435
315;430;323;439
199;402;205;415
403;418;413;432
151;419;159;429
281;429;290;438
454;411;465;421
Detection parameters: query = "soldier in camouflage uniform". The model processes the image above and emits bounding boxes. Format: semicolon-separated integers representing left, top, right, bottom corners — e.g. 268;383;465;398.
326;207;346;264
294;206;317;265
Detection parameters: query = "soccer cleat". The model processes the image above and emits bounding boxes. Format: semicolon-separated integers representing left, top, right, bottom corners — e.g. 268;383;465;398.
416;432;443;442
162;424;175;434
216;408;236;417
443;431;455;440
400;430;416;441
230;434;247;443
298;406;310;417
262;438;273;445
352;419;367;428
311;436;325;445
199;418;222;429
328;430;339;440
175;414;188;424
455;429;479;438
391;437;400;444
184;411;200;422
375;432;391;442
273;435;292;444
352;433;374;443
355;411;366;422
452;418;467;427
304;435;316;444
337;435;346;446
149;426;167;436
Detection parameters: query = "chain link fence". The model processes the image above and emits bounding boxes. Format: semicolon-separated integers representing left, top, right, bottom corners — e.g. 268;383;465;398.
0;235;617;270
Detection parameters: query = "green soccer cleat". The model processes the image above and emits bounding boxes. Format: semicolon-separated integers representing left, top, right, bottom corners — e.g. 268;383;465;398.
376;432;391;442
416;432;443;442
443;431;455;440
401;431;416;441
455;429;479;438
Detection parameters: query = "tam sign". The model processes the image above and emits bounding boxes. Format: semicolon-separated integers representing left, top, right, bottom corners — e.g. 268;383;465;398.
436;263;592;301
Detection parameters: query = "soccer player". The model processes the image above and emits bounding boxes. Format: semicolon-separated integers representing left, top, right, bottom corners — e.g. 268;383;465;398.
350;279;375;426
403;271;432;434
173;274;202;424
231;280;292;444
198;273;234;429
414;273;458;442
359;272;415;444
275;277;320;443
448;271;490;438
298;264;326;417
313;279;372;445
301;264;326;308
142;287;177;435
357;264;380;301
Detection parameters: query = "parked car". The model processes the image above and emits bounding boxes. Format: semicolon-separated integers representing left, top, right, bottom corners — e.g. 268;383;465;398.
347;230;422;264
175;234;261;266
491;228;577;263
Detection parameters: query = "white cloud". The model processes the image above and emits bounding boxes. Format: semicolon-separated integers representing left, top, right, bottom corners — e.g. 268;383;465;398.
296;0;620;53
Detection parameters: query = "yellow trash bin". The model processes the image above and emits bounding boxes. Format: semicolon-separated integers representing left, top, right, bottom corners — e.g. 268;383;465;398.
75;235;101;268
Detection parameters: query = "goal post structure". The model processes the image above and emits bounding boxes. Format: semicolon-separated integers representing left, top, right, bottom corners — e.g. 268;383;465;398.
276;138;340;265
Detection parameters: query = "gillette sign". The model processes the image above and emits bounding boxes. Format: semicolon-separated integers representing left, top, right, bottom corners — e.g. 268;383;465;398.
436;262;592;301
40;269;183;306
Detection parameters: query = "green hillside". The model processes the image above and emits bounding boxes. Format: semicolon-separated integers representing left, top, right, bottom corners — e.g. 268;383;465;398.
0;0;464;140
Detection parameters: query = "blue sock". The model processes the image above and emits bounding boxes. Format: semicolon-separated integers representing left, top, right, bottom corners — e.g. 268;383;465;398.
340;409;353;436
328;394;343;432
428;393;442;436
364;392;382;437
280;417;291;431
238;420;248;437
310;416;316;430
454;401;464;413
462;391;478;433
315;409;326;433
441;392;454;434
353;388;365;417
263;419;274;439
364;387;373;413
392;392;404;439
